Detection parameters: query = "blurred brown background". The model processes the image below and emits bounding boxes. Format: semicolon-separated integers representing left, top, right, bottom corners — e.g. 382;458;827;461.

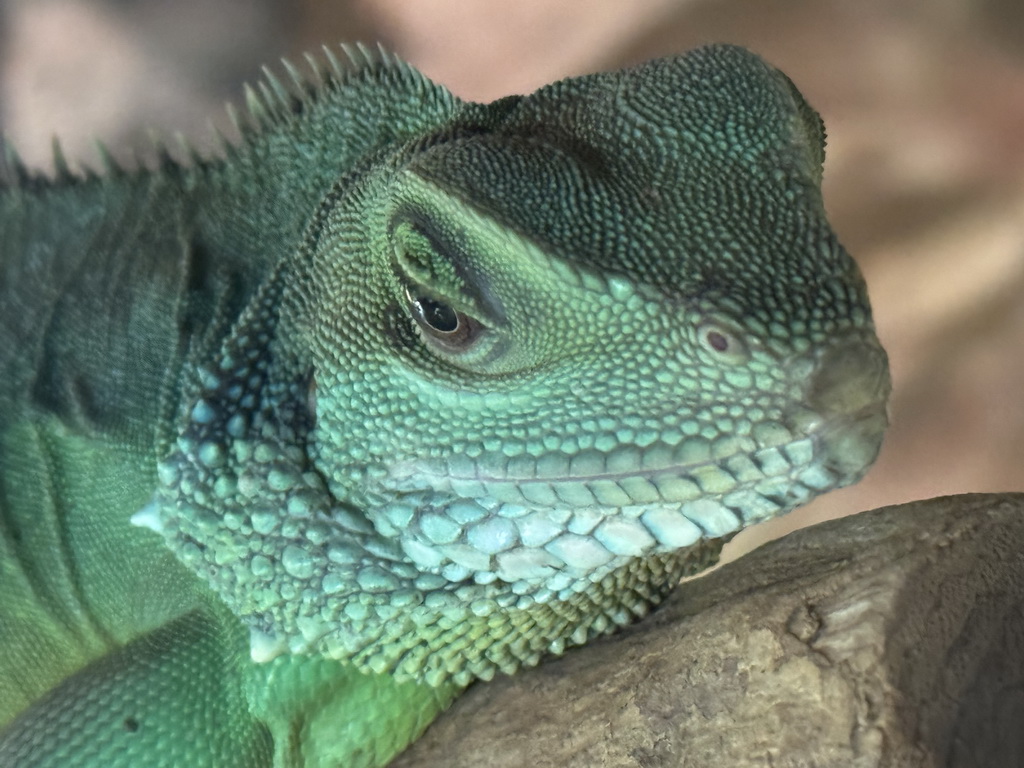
2;0;1023;558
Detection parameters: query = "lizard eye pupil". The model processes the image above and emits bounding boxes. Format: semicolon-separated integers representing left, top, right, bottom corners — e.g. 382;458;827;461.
706;330;729;352
415;296;460;333
403;285;482;352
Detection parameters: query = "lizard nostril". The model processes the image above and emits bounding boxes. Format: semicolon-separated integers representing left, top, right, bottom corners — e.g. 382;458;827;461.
696;319;749;365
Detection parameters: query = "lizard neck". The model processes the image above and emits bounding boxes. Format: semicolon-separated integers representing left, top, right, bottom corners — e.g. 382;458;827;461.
0;173;247;454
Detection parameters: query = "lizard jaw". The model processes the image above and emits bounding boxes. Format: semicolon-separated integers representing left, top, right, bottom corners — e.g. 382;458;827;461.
369;400;886;586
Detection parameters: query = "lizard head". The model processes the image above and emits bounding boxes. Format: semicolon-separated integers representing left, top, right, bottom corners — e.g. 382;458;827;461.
153;44;889;680
302;44;889;576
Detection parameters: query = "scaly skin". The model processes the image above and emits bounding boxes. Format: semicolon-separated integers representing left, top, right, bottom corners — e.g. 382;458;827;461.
0;44;890;766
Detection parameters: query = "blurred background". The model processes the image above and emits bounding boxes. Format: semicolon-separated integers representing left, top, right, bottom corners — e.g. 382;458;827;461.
2;0;1022;558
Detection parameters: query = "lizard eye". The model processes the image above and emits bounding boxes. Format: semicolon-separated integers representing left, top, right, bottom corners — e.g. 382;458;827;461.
414;295;459;332
405;286;482;350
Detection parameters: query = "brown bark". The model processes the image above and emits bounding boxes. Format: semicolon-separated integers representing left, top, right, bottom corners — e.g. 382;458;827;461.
394;494;1024;767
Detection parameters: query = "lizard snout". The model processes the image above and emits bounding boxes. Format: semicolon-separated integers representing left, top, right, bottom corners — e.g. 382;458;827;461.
786;334;892;479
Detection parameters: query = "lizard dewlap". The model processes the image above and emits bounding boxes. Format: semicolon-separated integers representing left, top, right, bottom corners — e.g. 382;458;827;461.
0;44;889;767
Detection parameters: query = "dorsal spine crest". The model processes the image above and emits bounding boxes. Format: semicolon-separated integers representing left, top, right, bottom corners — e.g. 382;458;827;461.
0;43;431;193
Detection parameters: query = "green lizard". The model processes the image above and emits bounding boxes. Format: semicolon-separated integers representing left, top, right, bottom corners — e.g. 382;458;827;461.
0;43;890;766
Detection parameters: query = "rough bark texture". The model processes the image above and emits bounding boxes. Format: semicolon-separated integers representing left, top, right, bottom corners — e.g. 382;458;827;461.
394;494;1024;767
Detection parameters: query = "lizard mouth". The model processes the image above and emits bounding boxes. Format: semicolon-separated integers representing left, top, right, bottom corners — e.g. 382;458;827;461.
374;404;887;583
387;398;887;504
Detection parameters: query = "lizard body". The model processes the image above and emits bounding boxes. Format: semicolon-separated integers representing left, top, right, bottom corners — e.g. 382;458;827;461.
0;44;889;766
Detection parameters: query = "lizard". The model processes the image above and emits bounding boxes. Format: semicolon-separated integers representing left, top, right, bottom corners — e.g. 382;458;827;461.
0;42;891;767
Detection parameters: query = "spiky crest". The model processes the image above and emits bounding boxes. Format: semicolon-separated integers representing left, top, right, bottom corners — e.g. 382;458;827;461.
0;135;31;188
50;137;73;181
0;42;428;193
